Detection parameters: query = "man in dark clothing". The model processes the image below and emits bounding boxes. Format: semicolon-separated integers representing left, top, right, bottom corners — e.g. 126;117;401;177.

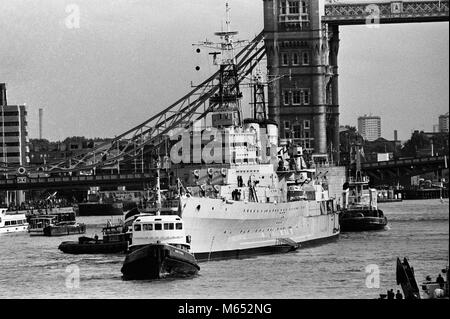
395;290;403;299
387;289;395;299
436;274;445;284
436;274;445;288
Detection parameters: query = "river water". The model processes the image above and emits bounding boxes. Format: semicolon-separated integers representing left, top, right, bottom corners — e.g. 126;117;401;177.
0;199;448;299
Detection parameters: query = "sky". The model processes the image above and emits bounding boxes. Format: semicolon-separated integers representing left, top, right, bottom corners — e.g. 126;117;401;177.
0;0;448;142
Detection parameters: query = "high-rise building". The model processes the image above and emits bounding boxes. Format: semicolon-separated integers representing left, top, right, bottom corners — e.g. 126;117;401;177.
439;112;449;133
0;83;29;166
0;83;29;206
358;115;381;142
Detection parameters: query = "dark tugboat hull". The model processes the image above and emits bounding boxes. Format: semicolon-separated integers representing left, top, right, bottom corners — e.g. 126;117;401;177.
339;210;388;232
340;218;387;231
121;244;200;280
58;241;128;254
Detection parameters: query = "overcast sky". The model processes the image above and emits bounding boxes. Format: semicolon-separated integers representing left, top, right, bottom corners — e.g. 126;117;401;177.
1;0;448;142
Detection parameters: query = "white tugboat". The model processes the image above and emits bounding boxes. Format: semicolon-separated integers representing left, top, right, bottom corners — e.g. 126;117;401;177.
121;170;199;280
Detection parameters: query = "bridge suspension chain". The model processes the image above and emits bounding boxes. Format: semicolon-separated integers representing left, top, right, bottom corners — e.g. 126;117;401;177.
16;31;266;175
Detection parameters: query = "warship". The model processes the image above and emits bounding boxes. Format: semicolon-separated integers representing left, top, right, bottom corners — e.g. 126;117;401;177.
125;4;343;261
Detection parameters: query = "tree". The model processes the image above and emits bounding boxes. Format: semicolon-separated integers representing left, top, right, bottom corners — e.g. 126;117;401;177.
339;126;364;165
400;131;449;157
430;133;450;156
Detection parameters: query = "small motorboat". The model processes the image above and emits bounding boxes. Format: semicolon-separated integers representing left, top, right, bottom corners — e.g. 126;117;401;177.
58;224;131;254
121;214;199;280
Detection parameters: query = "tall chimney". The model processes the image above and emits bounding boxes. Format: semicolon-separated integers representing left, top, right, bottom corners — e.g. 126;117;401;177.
394;130;398;142
0;83;7;106
39;108;43;139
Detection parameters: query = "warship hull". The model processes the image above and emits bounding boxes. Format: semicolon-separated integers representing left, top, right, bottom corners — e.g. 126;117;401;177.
180;197;340;261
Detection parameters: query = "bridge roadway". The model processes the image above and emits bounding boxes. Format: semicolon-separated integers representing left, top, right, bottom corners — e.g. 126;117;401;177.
323;0;449;25
0;156;447;190
361;155;448;183
0;172;155;191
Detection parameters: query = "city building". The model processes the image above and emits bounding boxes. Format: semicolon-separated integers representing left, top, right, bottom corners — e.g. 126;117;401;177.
358;115;381;142
0;83;29;166
0;83;29;206
439;112;449;133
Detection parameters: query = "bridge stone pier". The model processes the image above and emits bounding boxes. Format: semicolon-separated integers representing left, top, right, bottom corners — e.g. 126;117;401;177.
263;0;449;163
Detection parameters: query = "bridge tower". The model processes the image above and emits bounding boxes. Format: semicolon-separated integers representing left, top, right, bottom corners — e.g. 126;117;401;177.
263;0;340;162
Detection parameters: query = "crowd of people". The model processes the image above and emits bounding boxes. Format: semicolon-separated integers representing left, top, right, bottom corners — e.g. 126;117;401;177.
3;198;73;212
383;273;447;299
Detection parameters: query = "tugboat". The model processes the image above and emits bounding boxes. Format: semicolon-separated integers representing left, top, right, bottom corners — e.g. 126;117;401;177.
339;144;388;231
58;221;131;254
121;169;200;280
28;209;86;236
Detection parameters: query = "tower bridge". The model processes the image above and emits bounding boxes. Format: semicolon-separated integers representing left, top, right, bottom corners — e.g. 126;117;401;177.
0;1;448;194
264;0;449;162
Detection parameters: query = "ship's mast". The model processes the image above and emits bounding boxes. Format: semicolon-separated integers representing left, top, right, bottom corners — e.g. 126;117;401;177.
155;160;161;216
250;66;267;121
349;142;365;201
193;3;247;127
